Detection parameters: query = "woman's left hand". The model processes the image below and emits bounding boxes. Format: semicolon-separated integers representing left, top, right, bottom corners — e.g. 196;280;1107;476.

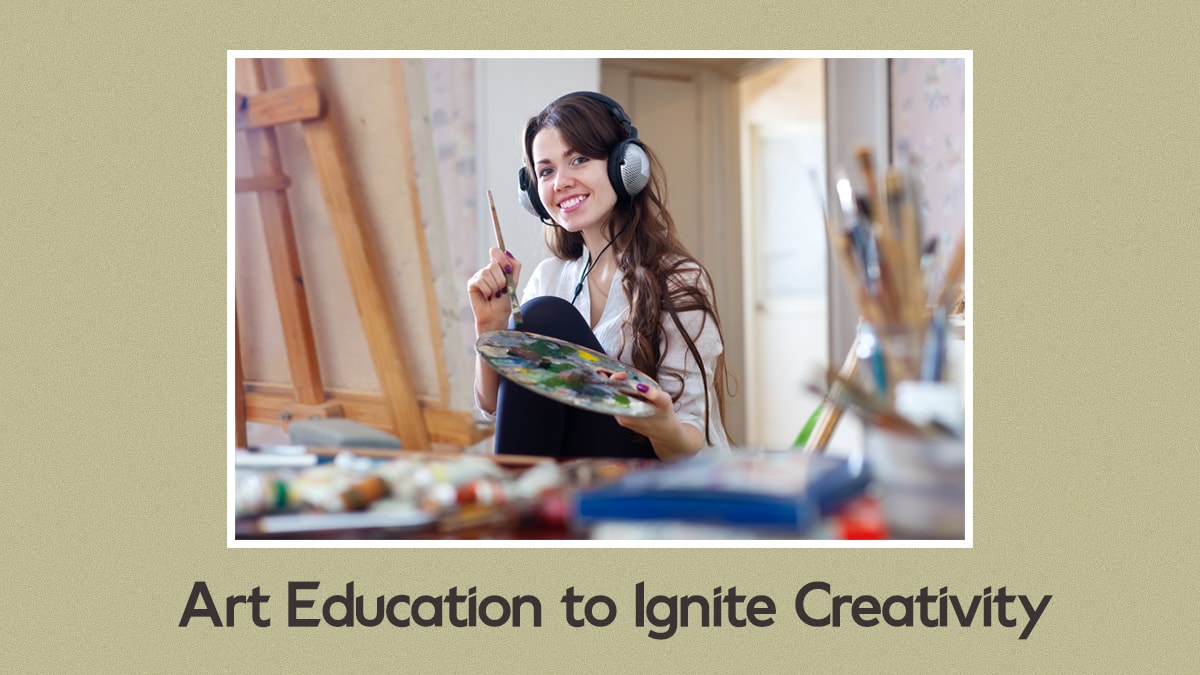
613;379;702;461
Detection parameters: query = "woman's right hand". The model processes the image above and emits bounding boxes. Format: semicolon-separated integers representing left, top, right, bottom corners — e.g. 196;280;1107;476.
467;246;522;334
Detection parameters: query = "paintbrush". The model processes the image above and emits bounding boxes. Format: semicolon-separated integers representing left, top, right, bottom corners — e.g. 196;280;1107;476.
828;180;885;328
804;375;921;436
887;167;926;334
852;150;908;332
803;333;863;452
486;190;523;326
808;369;957;439
854;145;888;232
936;229;966;310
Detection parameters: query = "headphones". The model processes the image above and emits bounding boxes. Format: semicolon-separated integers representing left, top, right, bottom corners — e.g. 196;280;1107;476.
517;91;651;226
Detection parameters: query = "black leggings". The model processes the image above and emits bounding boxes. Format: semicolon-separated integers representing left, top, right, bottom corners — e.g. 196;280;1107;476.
492;296;655;459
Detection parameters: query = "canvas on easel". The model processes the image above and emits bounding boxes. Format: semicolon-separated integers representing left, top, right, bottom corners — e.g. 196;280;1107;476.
234;58;481;450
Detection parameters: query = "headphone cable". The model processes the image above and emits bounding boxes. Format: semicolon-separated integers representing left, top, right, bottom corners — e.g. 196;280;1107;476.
571;207;633;306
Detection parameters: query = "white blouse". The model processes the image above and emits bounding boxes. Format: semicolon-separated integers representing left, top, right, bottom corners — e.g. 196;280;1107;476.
487;253;731;456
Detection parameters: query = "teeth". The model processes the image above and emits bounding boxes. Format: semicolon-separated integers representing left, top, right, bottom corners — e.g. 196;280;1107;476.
559;195;586;209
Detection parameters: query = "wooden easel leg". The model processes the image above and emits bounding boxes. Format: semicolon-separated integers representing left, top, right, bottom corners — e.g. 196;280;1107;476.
390;59;452;407
279;57;431;450
236;58;328;407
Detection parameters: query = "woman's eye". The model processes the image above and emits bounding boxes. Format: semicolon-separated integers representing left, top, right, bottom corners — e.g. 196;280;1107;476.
572;156;589;166
539;167;553;178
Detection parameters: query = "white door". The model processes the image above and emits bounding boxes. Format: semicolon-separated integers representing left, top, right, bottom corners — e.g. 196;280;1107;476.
746;123;830;447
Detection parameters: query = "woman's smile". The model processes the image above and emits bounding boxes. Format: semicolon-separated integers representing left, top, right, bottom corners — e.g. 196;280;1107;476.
557;194;589;212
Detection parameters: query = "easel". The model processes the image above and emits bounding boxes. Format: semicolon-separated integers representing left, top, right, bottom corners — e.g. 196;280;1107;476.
233;58;487;450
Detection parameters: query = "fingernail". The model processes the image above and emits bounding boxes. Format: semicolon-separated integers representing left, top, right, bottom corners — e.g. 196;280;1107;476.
504;264;513;274
495;290;505;299
636;383;649;393
505;250;514;259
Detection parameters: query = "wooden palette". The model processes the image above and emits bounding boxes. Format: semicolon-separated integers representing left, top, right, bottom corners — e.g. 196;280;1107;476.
476;330;658;417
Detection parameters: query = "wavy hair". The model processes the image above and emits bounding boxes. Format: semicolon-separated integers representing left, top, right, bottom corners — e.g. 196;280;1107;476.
522;94;730;444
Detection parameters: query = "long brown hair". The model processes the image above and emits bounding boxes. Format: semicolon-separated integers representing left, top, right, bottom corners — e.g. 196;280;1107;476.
522;94;730;444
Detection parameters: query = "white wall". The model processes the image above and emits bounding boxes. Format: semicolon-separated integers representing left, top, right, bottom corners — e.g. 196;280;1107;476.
474;59;600;295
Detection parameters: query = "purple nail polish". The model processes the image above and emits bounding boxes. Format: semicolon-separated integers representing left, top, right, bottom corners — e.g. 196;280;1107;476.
495;290;505;299
636;383;649;393
505;250;514;259
504;264;513;274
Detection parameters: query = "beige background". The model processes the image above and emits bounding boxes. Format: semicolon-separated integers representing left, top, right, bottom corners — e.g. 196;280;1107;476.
3;2;1198;671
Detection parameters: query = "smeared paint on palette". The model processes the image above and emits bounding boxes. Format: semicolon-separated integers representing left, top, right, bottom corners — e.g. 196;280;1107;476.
476;330;658;417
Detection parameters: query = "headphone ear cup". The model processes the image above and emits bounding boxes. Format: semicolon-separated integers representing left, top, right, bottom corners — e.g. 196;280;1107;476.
517;166;554;224
608;140;651;200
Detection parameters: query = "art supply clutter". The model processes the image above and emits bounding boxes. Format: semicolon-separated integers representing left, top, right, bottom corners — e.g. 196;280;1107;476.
573;451;872;533
818;145;967;538
235;451;569;537
822;146;965;429
234;449;887;540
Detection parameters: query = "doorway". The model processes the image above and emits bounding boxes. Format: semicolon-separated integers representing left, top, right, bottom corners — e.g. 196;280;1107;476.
740;59;860;451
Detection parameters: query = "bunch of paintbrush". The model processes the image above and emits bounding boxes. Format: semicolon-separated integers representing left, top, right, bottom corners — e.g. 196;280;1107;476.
824;146;964;401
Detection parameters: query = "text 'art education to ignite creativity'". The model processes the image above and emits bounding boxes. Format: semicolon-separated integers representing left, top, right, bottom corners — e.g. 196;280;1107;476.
180;580;1052;640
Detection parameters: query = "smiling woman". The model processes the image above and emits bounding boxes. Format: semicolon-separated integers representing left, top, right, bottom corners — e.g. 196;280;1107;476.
466;92;731;461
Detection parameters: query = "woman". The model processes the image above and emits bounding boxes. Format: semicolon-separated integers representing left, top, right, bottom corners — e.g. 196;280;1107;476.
467;92;731;460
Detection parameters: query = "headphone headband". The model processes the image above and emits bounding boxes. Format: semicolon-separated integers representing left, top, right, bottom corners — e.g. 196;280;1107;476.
548;91;638;140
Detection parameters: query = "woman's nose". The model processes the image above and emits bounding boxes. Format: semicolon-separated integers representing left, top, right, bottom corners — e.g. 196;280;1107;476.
553;169;574;190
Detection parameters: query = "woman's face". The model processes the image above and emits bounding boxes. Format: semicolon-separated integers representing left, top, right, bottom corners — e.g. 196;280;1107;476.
531;126;617;235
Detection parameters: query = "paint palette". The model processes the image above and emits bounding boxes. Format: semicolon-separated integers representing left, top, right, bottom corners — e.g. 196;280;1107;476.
476;330;658;417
